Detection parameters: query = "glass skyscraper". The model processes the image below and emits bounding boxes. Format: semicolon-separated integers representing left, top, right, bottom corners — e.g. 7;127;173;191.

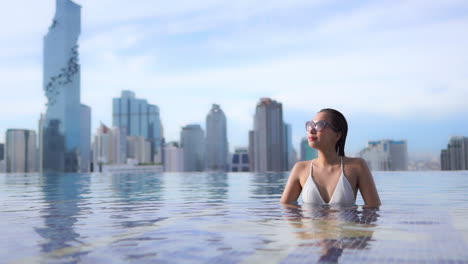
181;124;205;172
205;104;228;171
42;0;91;172
113;90;162;162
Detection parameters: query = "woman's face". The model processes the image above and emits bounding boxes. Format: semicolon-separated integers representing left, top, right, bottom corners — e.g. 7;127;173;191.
307;112;341;151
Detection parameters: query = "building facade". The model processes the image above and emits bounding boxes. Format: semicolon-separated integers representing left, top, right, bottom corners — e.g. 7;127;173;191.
0;143;4;161
92;124;113;165
92;124;128;171
283;123;295;170
359;140;408;171
80;104;91;172
231;147;250;172
205;104;229;171
42;0;91;172
5;129;37;173
441;136;468;170
248;130;255;171
253;98;285;172
126;136;152;164
163;142;184;172
181;124;205;172
113;90;162;162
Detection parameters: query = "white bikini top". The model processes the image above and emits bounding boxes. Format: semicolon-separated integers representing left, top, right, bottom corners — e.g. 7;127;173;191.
302;157;356;206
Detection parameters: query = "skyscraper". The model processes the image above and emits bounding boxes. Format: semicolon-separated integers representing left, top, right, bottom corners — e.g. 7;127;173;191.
248;130;255;171
80;104;91;172
92;124;127;166
42;0;91;172
0;143;4;161
181;124;205;172
92;124;113;165
359;140;408;171
38;113;45;173
253;98;285;172
283;123;295;170
441;136;468;170
126;136;152;164
163;142;184;172
113;90;162;162
112;126;127;164
6;129;37;173
205;104;228;171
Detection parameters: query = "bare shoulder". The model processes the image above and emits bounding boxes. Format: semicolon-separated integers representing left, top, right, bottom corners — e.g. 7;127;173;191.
343;156;367;169
290;160;311;184
293;160;310;170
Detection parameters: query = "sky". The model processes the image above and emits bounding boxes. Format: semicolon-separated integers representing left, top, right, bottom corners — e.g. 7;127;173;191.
0;0;468;160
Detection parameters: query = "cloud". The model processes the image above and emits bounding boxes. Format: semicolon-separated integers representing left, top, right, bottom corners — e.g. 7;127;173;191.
1;0;468;152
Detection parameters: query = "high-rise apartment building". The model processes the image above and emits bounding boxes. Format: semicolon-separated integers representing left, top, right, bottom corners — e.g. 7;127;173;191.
80;104;91;172
5;129;37;173
359;140;408;171
248;130;255;171
181;124;205;172
205;104;228;171
441;136;468;170
113;90;162;162
42;0;91;172
163;142;184;172
0;143;4;161
93;124;113;165
126;136;152;164
300;137;318;161
92;124;128;166
253;98;285;172
38;114;45;173
283;123;295;170
0;142;5;173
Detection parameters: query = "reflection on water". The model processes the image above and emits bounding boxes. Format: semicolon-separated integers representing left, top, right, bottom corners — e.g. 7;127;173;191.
206;172;228;202
111;171;164;200
251;172;288;199
282;204;379;263
35;173;90;254
1;171;468;263
110;172;165;229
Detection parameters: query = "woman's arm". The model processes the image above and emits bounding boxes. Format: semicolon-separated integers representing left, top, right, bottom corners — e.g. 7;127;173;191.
280;162;305;204
357;158;381;208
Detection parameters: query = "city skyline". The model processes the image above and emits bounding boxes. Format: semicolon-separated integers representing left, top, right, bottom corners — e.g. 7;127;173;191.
1;0;468;159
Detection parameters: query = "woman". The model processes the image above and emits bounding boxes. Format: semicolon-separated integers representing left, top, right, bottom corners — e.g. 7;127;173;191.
281;108;381;207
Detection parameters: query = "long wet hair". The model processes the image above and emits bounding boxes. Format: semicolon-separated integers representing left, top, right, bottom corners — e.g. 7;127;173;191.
319;108;348;156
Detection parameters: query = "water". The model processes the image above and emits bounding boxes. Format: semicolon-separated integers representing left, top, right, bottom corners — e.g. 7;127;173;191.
1;171;467;263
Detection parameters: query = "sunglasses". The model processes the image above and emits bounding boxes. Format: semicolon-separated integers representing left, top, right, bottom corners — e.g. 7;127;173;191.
305;120;337;132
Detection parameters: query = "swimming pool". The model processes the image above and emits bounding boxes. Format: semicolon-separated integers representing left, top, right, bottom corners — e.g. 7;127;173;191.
1;171;467;263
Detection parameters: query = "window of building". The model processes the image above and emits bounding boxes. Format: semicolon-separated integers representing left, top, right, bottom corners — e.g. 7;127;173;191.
232;154;239;164
242;154;249;164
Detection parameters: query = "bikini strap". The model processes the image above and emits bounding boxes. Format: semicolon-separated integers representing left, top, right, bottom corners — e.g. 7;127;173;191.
310;159;314;176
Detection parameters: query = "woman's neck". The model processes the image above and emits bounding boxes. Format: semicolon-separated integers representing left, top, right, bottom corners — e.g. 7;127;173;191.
316;149;341;167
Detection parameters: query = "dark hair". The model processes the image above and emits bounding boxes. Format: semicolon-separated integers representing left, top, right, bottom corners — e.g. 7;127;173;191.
319;108;348;156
